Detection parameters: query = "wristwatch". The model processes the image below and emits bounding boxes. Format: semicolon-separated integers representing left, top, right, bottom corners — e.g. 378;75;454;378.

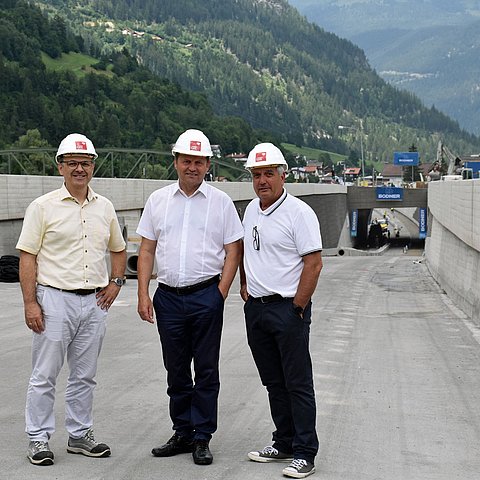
293;303;304;316
110;277;126;287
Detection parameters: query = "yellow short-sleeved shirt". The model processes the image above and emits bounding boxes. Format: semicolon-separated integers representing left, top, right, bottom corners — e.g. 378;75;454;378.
16;184;126;289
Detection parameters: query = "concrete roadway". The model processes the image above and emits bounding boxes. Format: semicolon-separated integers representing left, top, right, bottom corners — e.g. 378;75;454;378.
2;251;480;480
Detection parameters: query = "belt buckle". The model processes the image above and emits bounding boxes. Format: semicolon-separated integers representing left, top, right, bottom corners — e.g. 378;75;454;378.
260;296;268;304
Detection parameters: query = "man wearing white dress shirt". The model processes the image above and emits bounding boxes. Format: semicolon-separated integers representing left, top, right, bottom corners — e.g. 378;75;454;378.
136;129;243;466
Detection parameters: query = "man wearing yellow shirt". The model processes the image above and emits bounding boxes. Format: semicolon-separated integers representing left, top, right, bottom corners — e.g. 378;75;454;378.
16;133;126;466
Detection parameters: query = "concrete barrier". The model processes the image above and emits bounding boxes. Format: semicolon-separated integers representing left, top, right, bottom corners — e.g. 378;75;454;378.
425;180;480;324
0;174;349;260
5;174;479;327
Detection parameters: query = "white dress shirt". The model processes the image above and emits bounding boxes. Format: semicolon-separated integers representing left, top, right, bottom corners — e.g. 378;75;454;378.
136;181;243;287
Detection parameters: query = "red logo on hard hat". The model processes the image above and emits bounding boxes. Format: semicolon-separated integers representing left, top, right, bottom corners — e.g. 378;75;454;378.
190;141;201;151
255;152;267;162
75;141;87;150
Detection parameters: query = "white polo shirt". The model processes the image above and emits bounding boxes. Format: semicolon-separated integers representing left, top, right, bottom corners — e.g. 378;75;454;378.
136;181;243;287
16;184;126;289
243;189;322;298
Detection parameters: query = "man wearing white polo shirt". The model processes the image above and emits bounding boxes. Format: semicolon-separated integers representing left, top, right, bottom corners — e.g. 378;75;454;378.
17;133;126;466
240;143;323;479
136;129;243;466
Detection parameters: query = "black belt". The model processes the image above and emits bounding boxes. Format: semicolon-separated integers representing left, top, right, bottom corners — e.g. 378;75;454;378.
251;294;287;304
158;275;220;296
42;285;103;296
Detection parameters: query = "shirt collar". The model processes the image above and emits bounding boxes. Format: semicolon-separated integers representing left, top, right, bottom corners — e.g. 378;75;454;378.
173;180;208;198
258;188;288;216
59;183;97;203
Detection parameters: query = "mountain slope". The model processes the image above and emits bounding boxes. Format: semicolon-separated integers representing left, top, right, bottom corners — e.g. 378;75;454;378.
288;0;480;135
36;0;480;163
0;0;268;170
363;21;480;137
288;0;476;36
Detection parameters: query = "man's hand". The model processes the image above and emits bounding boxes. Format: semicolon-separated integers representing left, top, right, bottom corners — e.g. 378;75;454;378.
19;251;44;333
137;237;156;324
240;284;249;302
138;293;155;324
25;301;44;334
96;282;122;311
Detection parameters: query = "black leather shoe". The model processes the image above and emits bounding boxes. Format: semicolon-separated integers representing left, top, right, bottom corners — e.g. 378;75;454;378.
151;433;194;457
192;439;213;465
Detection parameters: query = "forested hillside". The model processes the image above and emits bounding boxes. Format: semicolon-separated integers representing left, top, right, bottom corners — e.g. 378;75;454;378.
35;0;480;164
2;0;480;172
0;0;270;161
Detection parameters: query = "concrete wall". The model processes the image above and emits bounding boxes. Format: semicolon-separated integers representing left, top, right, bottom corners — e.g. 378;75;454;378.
347;185;427;209
425;180;480;324
5;175;479;324
0;175;348;256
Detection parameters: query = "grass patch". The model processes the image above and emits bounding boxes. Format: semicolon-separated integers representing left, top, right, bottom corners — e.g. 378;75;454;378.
282;143;347;164
41;52;114;78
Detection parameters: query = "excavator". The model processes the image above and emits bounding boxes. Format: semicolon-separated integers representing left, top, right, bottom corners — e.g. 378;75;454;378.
436;140;462;176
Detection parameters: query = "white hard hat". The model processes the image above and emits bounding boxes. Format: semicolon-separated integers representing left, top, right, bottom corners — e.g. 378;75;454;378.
55;133;97;163
172;129;213;157
245;142;288;170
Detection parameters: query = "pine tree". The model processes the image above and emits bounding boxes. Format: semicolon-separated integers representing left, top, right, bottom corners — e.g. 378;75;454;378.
402;143;421;182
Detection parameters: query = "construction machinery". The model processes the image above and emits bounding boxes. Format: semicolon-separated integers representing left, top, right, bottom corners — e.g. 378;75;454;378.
436;140;461;175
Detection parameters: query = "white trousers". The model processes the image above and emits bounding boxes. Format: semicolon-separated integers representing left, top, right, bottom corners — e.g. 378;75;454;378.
25;286;107;441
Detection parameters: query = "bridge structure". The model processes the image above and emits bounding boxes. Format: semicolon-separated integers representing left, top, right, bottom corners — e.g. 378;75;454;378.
0;170;429;261
346;186;428;247
0;148;249;181
0;173;478;324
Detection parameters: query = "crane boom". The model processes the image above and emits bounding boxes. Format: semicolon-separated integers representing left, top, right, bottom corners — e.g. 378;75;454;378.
437;140;459;175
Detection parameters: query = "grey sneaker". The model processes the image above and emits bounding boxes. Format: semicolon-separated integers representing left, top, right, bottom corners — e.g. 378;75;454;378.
27;440;54;466
282;458;315;478
67;428;111;457
248;445;293;463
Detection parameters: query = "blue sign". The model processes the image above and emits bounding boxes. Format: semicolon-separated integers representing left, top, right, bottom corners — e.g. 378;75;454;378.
394;152;419;166
350;209;358;237
419;208;427;239
376;187;403;201
463;161;480;176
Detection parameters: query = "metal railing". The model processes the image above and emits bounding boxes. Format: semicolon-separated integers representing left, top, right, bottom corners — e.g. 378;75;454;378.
0;148;250;181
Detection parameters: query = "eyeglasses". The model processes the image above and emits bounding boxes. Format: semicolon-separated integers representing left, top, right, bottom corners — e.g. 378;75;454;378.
61;160;95;169
252;226;260;251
